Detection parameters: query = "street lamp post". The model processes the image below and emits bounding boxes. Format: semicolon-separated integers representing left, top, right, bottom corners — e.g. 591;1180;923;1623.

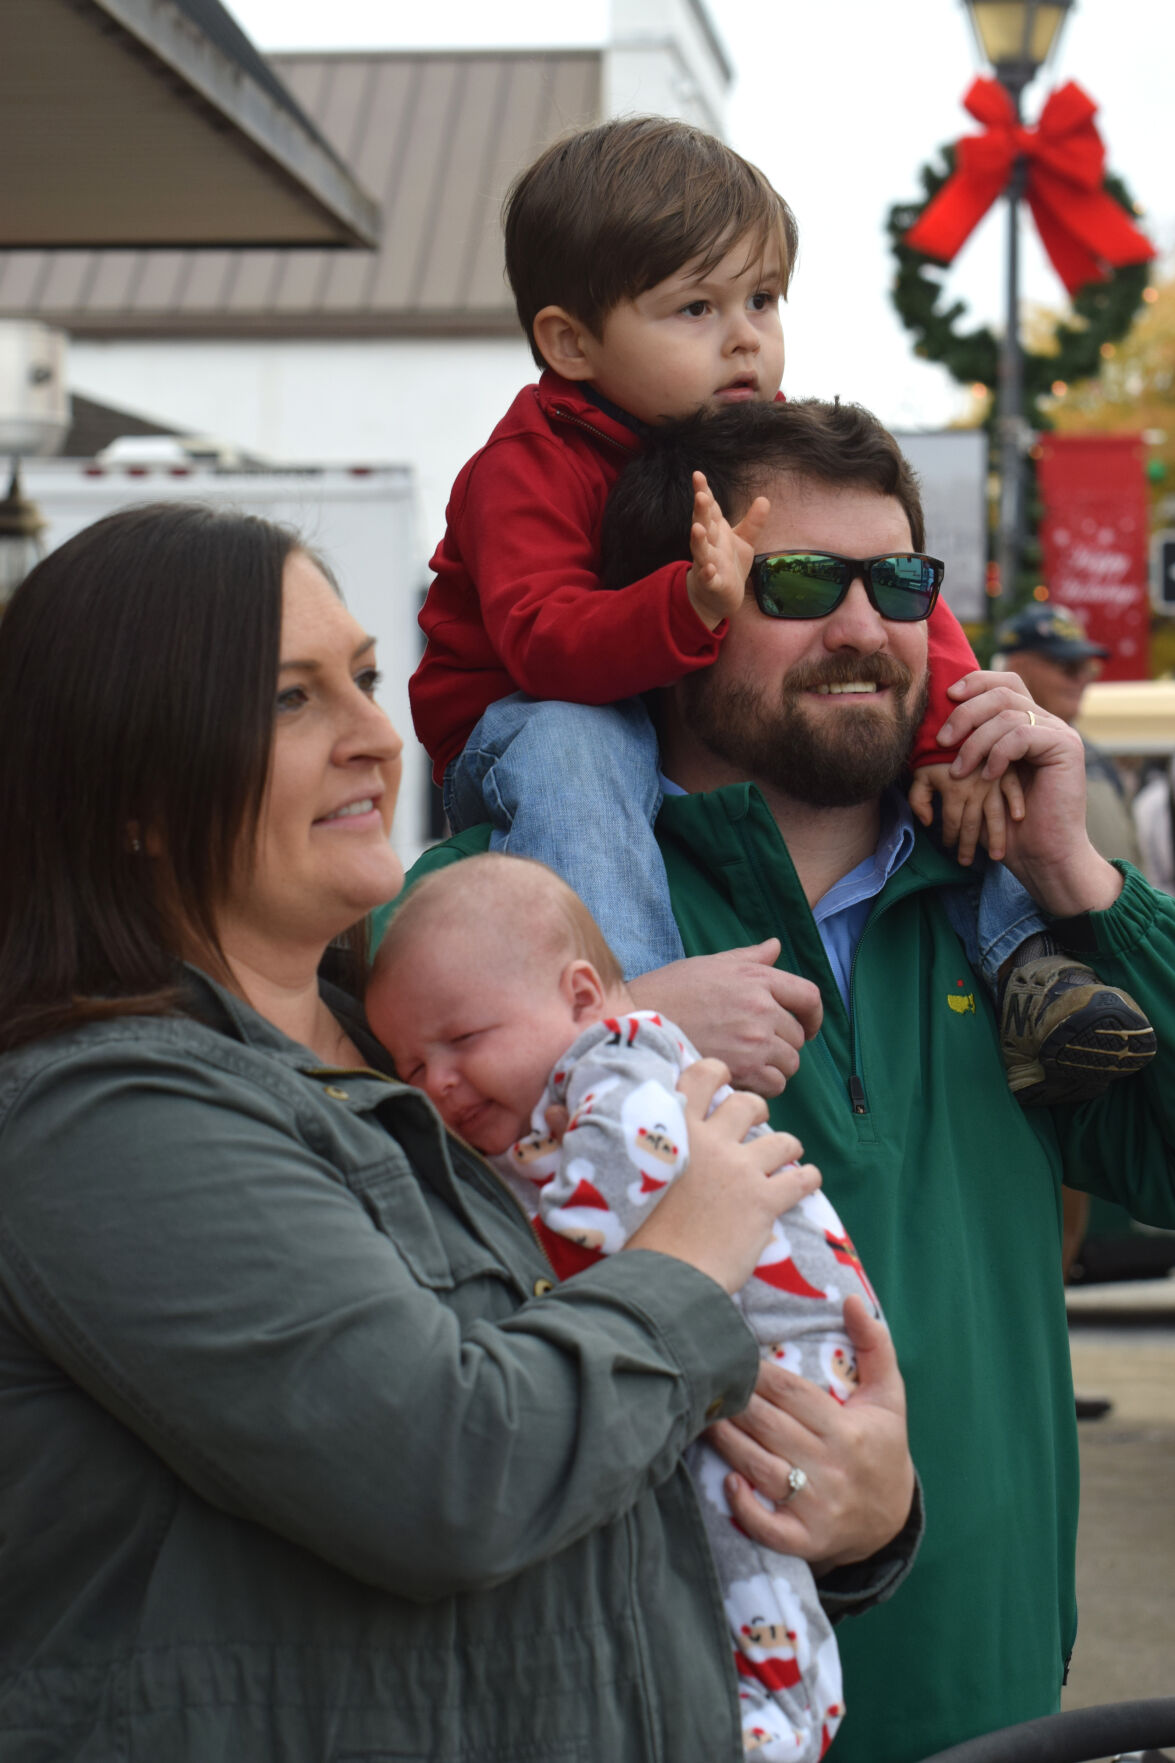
0;461;46;610
962;0;1074;612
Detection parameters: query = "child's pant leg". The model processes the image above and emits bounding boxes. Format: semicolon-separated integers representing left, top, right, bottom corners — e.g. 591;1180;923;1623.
688;1439;842;1763
941;857;1047;996
444;693;684;978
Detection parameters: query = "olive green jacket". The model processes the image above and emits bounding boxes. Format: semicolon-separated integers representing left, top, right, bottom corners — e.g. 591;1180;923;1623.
0;970;772;1762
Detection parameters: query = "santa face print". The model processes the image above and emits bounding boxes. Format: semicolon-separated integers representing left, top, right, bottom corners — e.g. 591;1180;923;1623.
634;1125;680;1165
741;1620;796;1654
511;1130;560;1164
822;1341;860;1403
728;1573;810;1695
564;1224;607;1250
620;1078;689;1205
504;1129;562;1184
543;1158;630;1257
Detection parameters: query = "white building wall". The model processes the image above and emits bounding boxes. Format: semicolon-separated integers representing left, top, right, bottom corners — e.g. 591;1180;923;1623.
70;333;538;561
604;0;730;132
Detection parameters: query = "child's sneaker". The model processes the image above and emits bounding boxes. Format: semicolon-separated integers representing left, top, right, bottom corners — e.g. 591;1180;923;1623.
1000;954;1157;1107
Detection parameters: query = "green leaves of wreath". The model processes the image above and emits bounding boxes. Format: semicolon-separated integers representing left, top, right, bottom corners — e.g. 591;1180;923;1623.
887;147;1151;419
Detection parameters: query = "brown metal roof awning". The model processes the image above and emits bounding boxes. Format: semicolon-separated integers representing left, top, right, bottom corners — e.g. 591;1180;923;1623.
0;47;600;335
2;0;380;250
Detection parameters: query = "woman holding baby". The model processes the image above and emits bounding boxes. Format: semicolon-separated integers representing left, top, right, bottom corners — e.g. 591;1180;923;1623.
0;505;911;1761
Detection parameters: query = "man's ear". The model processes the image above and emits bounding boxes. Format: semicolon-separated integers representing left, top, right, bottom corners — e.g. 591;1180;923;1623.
560;959;608;1021
532;306;598;381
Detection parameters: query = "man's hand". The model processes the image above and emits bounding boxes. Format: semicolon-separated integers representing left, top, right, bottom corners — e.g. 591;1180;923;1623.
707;1297;915;1570
908;760;1026;865
937;670;1123;916
685;471;770;631
627;939;823;1098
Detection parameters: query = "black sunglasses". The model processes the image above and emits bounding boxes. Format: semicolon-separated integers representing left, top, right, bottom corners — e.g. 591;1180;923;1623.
748;551;945;623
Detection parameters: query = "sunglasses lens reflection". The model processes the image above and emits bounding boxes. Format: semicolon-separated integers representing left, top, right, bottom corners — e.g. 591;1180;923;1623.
757;554;846;619
754;553;941;622
869;556;939;621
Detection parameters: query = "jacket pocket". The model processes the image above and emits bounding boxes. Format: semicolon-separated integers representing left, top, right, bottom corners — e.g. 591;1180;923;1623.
347;1153;457;1290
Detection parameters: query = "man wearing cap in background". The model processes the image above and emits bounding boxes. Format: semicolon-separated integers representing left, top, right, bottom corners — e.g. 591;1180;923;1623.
996;608;1143;1411
995;607;1143;870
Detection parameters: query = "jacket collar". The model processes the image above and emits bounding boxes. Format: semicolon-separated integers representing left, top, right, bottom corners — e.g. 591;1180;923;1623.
576;380;653;438
179;963;395;1079
658;781;973;904
534;373;787;449
534;369;645;454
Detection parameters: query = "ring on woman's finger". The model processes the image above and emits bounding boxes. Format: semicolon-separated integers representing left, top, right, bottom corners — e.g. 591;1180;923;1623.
1026;709;1037;727
775;1466;808;1507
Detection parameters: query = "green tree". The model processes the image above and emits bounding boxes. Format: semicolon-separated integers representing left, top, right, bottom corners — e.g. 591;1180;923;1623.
1044;270;1175;505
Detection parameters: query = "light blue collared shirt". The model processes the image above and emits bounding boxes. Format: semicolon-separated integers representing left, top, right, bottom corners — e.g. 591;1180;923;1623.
810;792;916;1008
660;780;916;1009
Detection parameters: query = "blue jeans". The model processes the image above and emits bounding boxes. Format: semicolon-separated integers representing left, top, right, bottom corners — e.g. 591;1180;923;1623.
942;856;1047;995
444;694;684;980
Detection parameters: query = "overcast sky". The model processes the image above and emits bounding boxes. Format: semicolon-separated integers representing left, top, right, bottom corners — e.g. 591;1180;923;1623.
224;0;1175;432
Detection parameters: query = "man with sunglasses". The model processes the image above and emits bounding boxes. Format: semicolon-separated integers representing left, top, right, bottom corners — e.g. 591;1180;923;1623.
594;399;1175;1761
402;399;1175;1763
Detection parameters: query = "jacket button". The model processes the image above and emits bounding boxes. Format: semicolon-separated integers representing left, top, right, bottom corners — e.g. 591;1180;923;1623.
324;1085;349;1100
533;1277;555;1296
705;1398;725;1421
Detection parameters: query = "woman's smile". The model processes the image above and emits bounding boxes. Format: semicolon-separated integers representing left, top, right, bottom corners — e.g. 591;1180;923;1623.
314;793;385;831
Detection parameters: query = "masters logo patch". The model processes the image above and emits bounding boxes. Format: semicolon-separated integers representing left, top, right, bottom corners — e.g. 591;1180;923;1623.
948;982;975;1015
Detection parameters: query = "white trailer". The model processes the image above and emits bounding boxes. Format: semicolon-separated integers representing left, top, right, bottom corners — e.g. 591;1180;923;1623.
19;455;438;873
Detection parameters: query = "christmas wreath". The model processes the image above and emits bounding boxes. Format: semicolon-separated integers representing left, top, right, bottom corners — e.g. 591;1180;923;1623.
886;78;1153;418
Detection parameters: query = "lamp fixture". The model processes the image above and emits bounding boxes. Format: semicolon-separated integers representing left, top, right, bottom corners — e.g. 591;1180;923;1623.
963;0;1074;91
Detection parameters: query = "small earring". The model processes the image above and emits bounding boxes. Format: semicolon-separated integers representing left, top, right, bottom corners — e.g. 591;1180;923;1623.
130;835;143;853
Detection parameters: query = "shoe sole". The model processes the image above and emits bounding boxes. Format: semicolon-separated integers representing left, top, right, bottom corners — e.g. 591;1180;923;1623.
1008;1012;1159;1105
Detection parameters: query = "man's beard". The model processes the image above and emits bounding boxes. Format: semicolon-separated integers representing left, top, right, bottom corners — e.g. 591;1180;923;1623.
682;651;930;808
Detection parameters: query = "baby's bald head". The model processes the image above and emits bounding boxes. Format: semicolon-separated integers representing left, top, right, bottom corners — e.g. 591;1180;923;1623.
368;857;631;1151
375;853;626;992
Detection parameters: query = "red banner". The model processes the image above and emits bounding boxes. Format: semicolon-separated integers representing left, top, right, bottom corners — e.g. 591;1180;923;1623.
1037;433;1150;680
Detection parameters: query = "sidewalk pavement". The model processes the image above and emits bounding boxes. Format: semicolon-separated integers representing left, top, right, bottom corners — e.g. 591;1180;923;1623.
1061;1281;1175;1715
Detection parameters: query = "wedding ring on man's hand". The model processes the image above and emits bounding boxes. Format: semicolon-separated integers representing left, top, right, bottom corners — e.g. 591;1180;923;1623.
1026;709;1037;726
777;1466;808;1507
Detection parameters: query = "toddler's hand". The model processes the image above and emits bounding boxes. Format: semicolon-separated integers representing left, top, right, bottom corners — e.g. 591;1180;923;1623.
908;761;1026;866
685;471;770;630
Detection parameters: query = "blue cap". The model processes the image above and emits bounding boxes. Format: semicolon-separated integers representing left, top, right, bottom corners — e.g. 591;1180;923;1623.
994;606;1109;662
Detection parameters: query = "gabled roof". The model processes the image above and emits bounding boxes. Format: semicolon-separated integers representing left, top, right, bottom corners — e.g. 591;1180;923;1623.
2;0;379;250
0;48;601;337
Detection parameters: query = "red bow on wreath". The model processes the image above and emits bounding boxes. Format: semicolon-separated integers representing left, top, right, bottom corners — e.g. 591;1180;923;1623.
904;77;1154;295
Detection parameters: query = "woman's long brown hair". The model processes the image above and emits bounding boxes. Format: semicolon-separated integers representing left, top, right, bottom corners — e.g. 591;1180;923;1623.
0;502;298;1052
